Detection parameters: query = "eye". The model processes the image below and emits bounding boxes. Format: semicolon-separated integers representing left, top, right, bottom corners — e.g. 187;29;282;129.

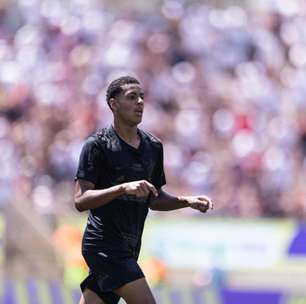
140;93;145;99
127;94;137;100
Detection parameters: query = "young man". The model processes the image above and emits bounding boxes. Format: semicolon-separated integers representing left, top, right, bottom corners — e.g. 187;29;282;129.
74;76;213;304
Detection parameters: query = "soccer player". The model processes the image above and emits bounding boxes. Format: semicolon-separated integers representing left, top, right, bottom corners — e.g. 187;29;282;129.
74;76;213;304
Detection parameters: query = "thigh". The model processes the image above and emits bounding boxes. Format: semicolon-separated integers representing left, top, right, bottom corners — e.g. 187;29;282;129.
79;288;105;304
80;274;121;304
114;277;156;304
83;252;144;295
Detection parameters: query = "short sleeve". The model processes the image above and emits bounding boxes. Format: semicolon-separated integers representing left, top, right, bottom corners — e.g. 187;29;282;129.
152;144;166;189
75;138;104;186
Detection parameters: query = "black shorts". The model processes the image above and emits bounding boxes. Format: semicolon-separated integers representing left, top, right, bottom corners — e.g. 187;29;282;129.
81;252;145;304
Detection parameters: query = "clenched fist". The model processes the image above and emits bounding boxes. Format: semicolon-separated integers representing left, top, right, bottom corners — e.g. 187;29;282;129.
122;180;158;198
181;195;213;213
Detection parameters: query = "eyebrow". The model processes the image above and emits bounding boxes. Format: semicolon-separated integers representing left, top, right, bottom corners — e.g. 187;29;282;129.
125;90;144;96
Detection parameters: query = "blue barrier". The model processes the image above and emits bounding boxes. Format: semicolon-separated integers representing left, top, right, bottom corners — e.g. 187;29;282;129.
221;289;282;304
0;280;290;304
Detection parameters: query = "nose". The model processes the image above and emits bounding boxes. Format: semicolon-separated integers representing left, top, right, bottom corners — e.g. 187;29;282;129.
137;96;144;104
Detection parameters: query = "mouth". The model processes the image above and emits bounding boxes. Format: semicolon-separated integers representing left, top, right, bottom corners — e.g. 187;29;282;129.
135;109;143;115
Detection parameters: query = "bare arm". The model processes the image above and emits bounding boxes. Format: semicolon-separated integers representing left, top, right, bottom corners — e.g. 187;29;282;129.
149;189;213;212
74;179;125;212
74;179;158;212
149;190;189;211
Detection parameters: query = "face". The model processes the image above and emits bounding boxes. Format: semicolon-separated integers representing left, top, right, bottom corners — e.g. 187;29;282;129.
110;83;144;126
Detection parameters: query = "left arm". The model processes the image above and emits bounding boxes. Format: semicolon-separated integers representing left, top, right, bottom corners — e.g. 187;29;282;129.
149;142;213;213
149;189;213;213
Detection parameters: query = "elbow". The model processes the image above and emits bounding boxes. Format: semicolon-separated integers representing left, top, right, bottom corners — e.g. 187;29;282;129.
149;202;158;211
149;195;162;211
74;198;86;212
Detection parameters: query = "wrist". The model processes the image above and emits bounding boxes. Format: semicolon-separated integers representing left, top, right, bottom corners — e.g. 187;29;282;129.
116;183;127;195
178;196;190;207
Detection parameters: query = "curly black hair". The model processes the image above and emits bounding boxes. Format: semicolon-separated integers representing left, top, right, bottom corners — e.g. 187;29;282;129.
106;76;140;108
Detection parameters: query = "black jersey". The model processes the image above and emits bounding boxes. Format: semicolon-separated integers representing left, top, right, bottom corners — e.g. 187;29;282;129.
75;125;166;259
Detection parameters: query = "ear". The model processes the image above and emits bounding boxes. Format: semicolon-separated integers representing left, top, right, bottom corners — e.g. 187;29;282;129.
109;98;118;112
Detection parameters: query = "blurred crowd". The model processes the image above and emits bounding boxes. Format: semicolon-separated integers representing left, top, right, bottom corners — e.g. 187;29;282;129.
0;0;306;218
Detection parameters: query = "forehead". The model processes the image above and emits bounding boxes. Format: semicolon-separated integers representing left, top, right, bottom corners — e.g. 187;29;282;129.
121;83;142;94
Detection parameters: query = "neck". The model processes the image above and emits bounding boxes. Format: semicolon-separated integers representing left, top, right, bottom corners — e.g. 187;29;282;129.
113;119;138;142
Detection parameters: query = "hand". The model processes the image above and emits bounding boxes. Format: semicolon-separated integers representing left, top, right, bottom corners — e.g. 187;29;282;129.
122;180;158;198
182;195;213;213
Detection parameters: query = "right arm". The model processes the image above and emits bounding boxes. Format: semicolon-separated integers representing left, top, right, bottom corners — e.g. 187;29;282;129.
74;179;125;212
74;179;158;212
74;137;157;212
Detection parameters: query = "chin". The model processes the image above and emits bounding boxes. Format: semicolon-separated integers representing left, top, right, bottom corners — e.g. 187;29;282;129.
132;116;143;125
133;120;142;126
127;118;142;127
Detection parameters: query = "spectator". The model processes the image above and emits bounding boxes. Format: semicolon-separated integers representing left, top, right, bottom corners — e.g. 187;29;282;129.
0;0;305;218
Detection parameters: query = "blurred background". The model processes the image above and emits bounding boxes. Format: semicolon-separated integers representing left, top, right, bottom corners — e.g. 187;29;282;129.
1;0;306;303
